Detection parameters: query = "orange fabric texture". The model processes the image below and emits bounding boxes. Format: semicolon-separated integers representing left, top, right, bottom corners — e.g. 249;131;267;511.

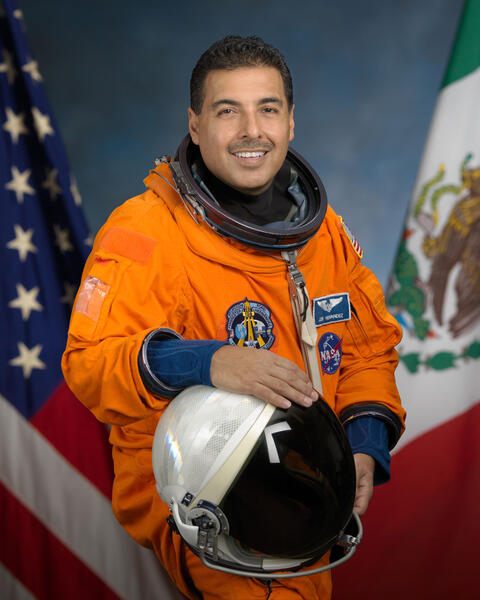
62;162;405;600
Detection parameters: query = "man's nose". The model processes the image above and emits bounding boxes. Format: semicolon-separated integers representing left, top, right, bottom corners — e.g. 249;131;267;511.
239;110;262;138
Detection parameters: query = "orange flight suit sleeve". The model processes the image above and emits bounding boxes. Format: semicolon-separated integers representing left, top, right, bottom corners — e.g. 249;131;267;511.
62;195;190;425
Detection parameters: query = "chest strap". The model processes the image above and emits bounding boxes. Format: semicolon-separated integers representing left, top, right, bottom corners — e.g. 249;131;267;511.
281;250;323;395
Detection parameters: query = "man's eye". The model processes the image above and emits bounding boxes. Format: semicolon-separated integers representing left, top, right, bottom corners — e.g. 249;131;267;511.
262;106;278;113
218;108;234;115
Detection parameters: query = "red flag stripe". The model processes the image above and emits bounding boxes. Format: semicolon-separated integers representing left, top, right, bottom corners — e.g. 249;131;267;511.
0;394;181;600
0;482;121;600
30;381;114;499
333;400;480;600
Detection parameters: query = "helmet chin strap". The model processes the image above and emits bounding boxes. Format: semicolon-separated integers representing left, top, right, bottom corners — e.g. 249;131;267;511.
170;499;362;579
196;511;363;579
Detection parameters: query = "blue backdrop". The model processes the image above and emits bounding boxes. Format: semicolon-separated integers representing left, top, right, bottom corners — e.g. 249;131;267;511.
21;0;463;286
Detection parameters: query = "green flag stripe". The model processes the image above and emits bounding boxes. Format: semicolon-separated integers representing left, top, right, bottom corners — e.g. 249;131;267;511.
442;0;480;88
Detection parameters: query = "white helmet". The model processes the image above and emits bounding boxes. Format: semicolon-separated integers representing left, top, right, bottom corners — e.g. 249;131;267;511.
152;385;362;579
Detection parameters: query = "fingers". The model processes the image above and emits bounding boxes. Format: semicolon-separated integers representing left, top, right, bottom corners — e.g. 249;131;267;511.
353;453;375;516
256;374;317;408
210;345;318;408
353;488;371;516
247;382;293;410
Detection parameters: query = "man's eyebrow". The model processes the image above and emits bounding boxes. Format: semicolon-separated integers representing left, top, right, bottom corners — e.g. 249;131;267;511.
259;97;283;105
211;99;240;109
211;97;284;109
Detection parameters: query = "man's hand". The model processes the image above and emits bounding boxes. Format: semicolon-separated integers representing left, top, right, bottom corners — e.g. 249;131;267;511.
353;453;375;516
210;345;318;409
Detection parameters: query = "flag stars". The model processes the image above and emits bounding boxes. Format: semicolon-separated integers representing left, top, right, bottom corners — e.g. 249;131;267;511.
3;107;28;143
0;49;17;85
42;168;61;200
54;225;73;253
6;224;38;262
31;107;53;140
70;179;82;206
5;166;35;203
60;282;77;307
22;60;42;82
9;342;46;379
9;284;43;320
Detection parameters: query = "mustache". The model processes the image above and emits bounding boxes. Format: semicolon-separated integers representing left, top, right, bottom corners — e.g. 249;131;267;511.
228;140;274;153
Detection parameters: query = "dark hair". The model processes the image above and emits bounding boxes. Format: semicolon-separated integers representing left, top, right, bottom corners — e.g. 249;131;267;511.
190;35;293;114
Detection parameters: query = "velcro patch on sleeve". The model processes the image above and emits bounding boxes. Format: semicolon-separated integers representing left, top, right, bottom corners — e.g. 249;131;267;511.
75;276;110;322
99;226;157;265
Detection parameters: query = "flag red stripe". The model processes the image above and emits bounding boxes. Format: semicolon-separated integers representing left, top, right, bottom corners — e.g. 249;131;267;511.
30;382;114;499
333;401;480;600
0;482;121;600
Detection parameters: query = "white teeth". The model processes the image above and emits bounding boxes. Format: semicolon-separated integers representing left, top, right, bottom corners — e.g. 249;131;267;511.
234;151;266;158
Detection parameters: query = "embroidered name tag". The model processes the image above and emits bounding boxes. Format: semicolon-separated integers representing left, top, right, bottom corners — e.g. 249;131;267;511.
313;293;351;326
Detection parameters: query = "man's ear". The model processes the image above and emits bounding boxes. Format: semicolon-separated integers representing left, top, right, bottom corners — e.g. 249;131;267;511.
289;104;295;142
188;107;200;145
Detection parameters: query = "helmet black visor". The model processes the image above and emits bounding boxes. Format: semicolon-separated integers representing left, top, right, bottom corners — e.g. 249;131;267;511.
221;400;356;560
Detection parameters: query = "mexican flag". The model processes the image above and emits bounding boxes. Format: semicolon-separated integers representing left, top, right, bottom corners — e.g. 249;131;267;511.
334;1;480;598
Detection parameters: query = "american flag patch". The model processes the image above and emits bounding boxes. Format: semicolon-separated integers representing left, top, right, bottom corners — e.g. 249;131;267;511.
340;216;363;259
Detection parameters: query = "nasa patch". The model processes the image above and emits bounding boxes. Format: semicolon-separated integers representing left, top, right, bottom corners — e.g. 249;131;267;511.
313;292;351;326
226;298;275;349
318;332;342;374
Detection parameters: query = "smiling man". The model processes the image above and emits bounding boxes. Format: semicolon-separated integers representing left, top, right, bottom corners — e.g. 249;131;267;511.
63;36;405;600
188;66;294;195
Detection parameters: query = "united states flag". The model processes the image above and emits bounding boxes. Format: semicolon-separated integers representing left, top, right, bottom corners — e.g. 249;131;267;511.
0;2;181;598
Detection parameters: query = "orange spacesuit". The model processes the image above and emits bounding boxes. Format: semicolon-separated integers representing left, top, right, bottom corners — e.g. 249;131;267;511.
62;159;405;600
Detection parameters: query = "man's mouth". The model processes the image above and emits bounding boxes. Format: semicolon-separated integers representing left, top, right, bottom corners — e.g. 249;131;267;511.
233;151;267;158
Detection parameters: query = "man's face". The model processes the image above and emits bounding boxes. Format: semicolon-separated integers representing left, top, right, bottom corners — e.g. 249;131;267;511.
188;66;295;196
